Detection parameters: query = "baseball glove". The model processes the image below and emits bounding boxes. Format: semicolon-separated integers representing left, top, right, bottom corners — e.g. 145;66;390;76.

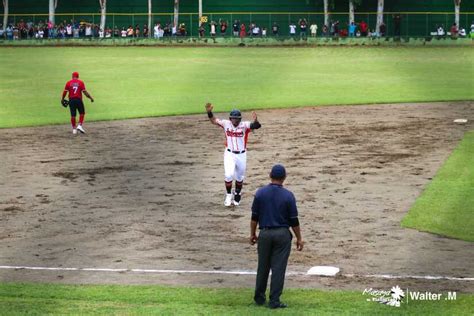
61;99;69;108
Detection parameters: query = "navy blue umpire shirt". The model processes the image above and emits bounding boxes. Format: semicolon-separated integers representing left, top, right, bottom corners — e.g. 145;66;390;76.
251;183;298;229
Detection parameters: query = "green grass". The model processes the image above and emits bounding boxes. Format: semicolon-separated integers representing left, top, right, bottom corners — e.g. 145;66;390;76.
402;131;474;241
0;283;472;315
0;46;473;128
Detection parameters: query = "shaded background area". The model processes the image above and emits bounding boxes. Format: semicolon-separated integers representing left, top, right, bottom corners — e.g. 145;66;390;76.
2;0;474;37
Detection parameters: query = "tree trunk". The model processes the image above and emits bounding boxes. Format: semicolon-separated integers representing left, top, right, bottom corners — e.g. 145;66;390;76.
99;0;106;31
349;0;355;24
148;0;152;37
376;0;384;35
454;0;461;27
323;0;329;27
2;0;8;30
49;0;57;24
198;0;202;27
173;0;179;28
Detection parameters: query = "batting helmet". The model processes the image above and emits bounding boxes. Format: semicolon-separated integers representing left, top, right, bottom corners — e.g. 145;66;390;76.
229;109;242;119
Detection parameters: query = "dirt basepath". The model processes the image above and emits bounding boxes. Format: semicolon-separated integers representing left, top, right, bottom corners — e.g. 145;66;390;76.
0;102;473;292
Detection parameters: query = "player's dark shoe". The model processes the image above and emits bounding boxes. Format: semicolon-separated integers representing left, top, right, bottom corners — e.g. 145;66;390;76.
77;125;86;134
233;193;241;206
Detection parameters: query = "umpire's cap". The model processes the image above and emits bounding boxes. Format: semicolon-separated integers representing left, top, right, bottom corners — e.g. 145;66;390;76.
270;164;286;180
229;109;242;119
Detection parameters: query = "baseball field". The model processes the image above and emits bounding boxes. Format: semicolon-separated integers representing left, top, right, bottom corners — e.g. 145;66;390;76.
0;46;473;314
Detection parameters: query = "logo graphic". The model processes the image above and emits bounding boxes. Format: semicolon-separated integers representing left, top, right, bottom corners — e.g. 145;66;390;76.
363;285;405;307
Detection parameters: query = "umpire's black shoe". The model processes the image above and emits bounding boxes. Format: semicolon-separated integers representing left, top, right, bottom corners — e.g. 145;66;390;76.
254;300;266;306
269;302;288;309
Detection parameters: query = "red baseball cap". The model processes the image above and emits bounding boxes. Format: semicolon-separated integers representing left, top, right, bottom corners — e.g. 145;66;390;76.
72;72;79;78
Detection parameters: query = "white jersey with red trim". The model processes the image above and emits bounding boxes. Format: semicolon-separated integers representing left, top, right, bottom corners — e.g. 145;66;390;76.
216;119;252;152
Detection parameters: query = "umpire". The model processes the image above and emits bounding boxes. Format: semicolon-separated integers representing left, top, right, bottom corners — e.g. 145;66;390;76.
249;164;304;309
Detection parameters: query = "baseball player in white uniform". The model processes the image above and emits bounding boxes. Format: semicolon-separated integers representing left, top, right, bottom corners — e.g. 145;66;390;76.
206;103;261;207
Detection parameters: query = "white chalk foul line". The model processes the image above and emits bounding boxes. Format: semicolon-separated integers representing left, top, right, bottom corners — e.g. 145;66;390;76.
0;266;472;281
342;273;474;281
0;265;302;276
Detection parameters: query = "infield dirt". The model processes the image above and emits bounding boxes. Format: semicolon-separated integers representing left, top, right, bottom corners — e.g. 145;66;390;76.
1;102;473;292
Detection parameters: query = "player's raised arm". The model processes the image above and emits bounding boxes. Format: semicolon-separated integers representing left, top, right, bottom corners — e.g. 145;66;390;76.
250;111;261;130
205;102;219;126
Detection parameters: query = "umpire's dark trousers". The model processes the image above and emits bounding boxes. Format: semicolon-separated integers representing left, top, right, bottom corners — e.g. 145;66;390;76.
254;227;292;306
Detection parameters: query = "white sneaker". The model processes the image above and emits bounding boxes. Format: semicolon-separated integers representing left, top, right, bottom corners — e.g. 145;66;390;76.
77;125;86;134
224;193;233;207
72;129;77;135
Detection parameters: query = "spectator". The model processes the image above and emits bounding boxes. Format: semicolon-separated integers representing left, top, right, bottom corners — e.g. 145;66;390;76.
359;20;368;37
135;24;141;37
209;21;217;37
171;24;177;37
13;26;19;40
198;23;205;38
232;20;240;37
356;30;361;37
459;27;466;37
240;23;246;39
6;24;13;40
289;22;296;37
0;24;4;39
66;23;72;38
310;22;318;37
179;23;186;36
299;18;307;38
248;22;255;36
47;20;54;38
393;14;401;37
37;28;44;39
322;24;328;36
73;25;80;38
85;24;92;38
470;21;474;38
252;25;260;37
99;28;104;38
437;25;445;38
272;22;279;36
348;22;356;37
143;24;149;38
220;19;227;36
163;23;170;37
127;25;134;37
262;27;267;37
121;27;127;38
114;26;120;37
450;23;458;38
379;22;386;37
333;20;339;36
154;23;160;39
105;27;112;38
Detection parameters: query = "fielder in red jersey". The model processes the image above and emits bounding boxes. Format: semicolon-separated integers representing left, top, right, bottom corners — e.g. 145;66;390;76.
61;72;94;134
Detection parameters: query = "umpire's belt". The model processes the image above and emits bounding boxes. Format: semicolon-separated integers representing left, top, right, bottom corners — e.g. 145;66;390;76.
260;226;288;230
227;149;246;154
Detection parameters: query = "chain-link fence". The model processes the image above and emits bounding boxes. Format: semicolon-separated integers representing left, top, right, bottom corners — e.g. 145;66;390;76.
1;12;473;38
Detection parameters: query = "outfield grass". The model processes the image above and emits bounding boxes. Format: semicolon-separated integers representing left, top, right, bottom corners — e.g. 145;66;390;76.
0;283;472;315
0;46;472;128
402;131;474;242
